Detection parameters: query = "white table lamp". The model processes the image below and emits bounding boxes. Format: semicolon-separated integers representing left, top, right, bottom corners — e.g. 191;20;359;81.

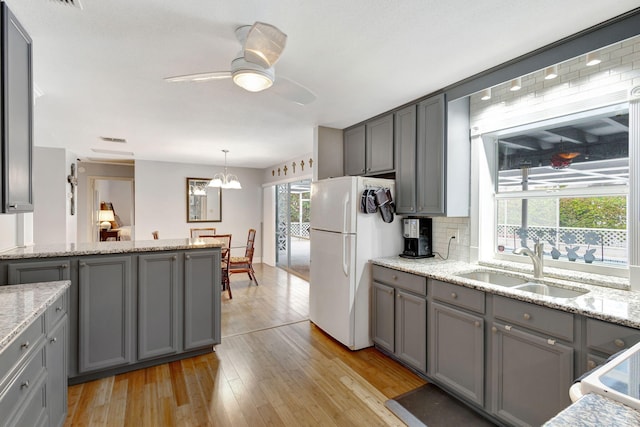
99;210;115;230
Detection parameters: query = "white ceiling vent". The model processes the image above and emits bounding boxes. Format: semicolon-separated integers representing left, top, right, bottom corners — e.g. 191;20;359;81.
51;0;83;10
99;136;127;143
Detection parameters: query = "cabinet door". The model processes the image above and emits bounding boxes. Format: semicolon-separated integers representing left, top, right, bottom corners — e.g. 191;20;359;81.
430;302;484;406
78;256;133;373
184;250;221;350
366;113;394;174
138;252;180;360
396;289;427;373
2;4;33;213
372;281;395;352
7;259;70;285
344;125;366;176
416;95;445;215
491;322;573;427
46;314;68;427
394;105;417;214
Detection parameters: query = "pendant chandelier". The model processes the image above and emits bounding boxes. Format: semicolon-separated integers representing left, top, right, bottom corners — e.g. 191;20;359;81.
208;149;242;189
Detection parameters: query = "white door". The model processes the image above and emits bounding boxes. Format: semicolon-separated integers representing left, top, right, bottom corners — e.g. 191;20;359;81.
309;228;356;348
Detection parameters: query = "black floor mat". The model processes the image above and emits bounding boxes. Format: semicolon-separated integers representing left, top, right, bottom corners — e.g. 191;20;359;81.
385;383;497;427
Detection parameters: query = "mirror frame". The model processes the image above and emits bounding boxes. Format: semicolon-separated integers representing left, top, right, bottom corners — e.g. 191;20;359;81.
187;177;222;223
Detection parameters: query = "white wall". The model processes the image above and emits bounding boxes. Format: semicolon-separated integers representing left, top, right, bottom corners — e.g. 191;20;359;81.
33;147;68;244
315;126;343;180
262;186;276;266
135;160;264;259
97;179;134;226
262;152;313;185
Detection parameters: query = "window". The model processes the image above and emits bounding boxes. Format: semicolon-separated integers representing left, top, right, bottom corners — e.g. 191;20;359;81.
491;106;629;267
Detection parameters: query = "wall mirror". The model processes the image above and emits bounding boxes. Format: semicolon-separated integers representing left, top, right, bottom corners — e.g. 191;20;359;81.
187;177;222;222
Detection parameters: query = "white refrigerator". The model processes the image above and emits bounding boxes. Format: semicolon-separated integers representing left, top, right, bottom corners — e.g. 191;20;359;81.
309;176;401;350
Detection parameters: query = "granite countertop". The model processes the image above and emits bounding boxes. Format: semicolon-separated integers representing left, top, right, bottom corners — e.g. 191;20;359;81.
371;256;640;330
0;280;70;353
543;393;640;427
0;238;225;260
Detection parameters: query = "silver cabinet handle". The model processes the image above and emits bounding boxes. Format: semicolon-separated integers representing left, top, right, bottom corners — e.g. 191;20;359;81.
21;381;29;389
587;360;597;370
387;289;393;295
79;262;86;267
523;313;531;320
451;292;457;299
172;255;177;260
55;306;63;312
474;321;480;328
50;337;57;344
392;275;398;280
9;204;17;209
185;255;191;260
492;326;497;333
61;264;68;269
20;341;29;349
614;338;625;348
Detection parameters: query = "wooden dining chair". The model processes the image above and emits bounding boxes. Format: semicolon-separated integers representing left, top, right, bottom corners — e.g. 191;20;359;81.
190;227;217;238
213;234;232;299
229;228;259;286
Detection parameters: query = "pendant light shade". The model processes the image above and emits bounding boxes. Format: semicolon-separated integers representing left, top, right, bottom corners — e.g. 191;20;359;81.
208;150;242;189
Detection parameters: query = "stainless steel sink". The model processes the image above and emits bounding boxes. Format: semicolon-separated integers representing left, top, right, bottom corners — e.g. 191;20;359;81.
456;271;528;287
510;283;588;299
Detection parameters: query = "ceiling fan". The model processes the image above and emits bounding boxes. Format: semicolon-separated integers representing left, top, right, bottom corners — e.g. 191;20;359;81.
165;22;316;105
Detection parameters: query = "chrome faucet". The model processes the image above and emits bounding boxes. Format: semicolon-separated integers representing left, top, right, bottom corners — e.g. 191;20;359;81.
513;242;544;278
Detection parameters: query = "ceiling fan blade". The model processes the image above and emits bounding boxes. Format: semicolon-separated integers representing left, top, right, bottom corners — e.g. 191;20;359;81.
164;71;232;83
243;22;287;68
271;76;316;105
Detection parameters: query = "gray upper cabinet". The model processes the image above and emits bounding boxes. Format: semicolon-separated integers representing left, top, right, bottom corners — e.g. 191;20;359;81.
344;125;366;176
395;94;470;216
184;250;221;350
138;252;180;360
78;256;133;373
366;114;394;174
394;105;417;214
344;113;394;176
1;3;33;213
416;95;445;214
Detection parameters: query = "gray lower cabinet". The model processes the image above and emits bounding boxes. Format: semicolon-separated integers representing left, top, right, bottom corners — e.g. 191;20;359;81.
78;255;133;373
371;265;427;373
429;301;484;406
138;252;180;360
7;259;70;284
491;321;573;427
184;250;221;350
584;317;640;372
47;311;68;427
372;281;395;352
395;289;427;372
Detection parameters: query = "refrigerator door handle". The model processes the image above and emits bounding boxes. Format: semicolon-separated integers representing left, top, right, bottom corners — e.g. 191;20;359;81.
342;234;350;276
342;193;350;234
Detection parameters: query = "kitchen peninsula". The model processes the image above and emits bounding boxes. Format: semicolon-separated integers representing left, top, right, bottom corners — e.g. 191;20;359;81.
0;238;223;384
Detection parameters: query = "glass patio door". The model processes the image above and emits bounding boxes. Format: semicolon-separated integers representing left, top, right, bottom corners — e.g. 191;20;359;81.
276;180;311;279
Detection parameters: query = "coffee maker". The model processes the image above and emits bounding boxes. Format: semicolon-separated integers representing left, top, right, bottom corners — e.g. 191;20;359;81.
400;217;433;258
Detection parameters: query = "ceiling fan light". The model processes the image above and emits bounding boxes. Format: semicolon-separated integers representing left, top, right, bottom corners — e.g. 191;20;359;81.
233;70;273;92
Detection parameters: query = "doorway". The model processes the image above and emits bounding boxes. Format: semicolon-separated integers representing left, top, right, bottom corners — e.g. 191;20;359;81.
89;177;135;242
276;179;311;279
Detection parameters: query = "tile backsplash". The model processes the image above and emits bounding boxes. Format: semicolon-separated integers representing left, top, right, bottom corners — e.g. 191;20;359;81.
432;217;470;262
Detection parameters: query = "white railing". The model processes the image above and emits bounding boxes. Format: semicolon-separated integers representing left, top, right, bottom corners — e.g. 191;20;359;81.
497;224;627;264
290;222;310;238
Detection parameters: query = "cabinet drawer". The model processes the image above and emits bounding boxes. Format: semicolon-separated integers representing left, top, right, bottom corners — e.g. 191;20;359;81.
586;318;640;355
493;296;573;342
431;280;485;314
371;265;426;296
45;291;68;331
0;343;46;421
0;316;44;387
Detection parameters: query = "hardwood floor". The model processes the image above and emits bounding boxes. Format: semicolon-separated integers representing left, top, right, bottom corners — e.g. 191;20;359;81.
65;264;426;426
